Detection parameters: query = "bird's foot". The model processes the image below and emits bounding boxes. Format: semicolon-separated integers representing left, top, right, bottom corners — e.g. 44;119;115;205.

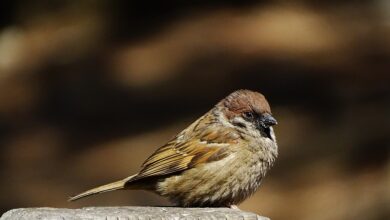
229;205;240;210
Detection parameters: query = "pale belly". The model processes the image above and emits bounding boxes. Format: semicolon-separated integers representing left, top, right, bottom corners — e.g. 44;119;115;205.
156;153;271;207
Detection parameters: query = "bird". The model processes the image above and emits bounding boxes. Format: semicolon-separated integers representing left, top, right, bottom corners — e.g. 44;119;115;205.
69;89;278;208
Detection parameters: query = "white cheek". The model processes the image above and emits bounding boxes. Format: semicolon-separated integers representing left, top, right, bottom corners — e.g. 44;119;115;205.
232;117;260;136
269;127;276;142
231;116;247;126
232;117;256;129
217;110;236;129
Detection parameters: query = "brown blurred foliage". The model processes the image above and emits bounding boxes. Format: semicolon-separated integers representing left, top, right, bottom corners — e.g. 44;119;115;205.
0;1;389;220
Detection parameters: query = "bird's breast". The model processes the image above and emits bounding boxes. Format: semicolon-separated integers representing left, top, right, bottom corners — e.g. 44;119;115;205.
156;148;274;207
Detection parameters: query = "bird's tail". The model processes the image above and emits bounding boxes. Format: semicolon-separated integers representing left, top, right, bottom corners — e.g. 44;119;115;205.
68;174;136;201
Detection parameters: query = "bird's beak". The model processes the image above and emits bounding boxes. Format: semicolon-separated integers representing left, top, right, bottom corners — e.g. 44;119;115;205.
259;113;277;128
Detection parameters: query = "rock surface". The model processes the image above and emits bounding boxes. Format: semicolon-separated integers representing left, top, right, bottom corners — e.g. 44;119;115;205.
1;206;269;220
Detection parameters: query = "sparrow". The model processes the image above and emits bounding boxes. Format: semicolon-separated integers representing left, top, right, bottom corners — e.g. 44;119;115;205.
69;89;278;208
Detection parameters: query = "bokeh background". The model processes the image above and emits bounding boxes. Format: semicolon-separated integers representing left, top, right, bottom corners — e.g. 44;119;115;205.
0;1;389;219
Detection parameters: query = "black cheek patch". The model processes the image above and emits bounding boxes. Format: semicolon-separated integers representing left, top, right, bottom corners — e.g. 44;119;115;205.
233;121;246;128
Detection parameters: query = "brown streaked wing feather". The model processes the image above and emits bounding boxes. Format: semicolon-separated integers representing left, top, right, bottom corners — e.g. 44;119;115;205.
131;125;239;181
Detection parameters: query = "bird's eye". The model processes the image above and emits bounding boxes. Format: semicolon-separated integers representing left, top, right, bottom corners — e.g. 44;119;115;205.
243;112;255;120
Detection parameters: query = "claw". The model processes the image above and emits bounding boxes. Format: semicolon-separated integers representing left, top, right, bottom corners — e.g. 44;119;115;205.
230;205;240;210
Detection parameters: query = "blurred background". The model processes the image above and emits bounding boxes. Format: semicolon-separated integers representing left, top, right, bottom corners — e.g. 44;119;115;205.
0;1;389;219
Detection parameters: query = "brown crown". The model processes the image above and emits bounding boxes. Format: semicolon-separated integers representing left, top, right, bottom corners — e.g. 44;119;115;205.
219;90;271;119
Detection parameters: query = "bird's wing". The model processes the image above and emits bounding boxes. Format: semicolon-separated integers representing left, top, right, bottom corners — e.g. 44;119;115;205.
131;123;240;181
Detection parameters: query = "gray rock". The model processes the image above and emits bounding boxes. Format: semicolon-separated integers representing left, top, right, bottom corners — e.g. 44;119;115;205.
1;207;269;220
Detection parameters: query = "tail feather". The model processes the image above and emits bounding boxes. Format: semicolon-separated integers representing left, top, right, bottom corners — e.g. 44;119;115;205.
69;174;136;201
